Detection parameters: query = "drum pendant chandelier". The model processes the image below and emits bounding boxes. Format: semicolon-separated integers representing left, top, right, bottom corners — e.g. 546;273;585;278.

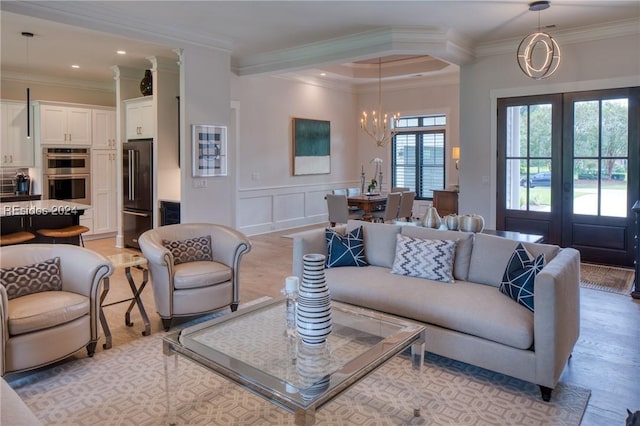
517;1;561;80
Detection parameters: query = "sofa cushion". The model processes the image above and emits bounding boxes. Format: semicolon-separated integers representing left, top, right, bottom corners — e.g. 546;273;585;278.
500;243;545;312
326;266;534;350
325;226;368;268
163;235;213;265
468;233;521;288
0;257;62;300
7;291;89;336
173;261;231;290
347;220;400;268
401;226;474;280
391;234;456;283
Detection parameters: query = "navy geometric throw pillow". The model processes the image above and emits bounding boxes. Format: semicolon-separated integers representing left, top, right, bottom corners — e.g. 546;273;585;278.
499;243;545;312
325;226;368;268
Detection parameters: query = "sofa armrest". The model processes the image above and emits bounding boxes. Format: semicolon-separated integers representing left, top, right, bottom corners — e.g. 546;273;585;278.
533;247;581;388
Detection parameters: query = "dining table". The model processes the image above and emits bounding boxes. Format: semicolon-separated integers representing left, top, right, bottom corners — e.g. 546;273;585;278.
347;193;387;221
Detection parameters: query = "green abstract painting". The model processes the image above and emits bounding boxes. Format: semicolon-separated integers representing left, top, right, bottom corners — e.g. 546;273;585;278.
293;118;330;175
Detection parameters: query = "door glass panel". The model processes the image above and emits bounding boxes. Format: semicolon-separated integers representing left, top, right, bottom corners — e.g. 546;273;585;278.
506;159;526;211
529;104;552;157
573;98;628;218
506;106;527;157
529;160;551;212
505;104;553;212
601;159;627;218
574;159;598;215
574;100;599;157
602;99;628;157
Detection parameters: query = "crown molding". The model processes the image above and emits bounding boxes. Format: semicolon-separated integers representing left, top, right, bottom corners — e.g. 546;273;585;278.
232;26;474;76
0;1;233;53
1;70;114;92
355;70;460;94
475;18;640;58
273;74;356;94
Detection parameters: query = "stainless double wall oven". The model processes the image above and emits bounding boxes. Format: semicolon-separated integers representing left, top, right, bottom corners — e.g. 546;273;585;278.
43;147;91;205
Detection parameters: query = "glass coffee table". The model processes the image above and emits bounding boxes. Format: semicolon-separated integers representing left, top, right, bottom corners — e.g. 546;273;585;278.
162;297;425;425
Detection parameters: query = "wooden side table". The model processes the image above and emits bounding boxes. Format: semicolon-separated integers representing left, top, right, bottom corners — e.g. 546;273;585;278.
432;189;458;216
100;253;151;349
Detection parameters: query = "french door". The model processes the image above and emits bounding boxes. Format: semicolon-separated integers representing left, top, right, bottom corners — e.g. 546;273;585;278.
497;88;639;267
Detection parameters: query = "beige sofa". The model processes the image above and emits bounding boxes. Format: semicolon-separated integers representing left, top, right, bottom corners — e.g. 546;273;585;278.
292;220;580;401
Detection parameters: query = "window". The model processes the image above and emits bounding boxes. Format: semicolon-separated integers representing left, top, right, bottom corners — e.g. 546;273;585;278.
392;115;446;199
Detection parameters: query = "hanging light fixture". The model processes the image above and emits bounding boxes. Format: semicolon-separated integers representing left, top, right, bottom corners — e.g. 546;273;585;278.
360;58;399;148
22;31;34;139
517;1;561;80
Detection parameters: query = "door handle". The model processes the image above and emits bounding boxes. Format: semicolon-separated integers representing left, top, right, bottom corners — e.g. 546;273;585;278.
128;149;134;201
132;150;136;201
123;210;150;217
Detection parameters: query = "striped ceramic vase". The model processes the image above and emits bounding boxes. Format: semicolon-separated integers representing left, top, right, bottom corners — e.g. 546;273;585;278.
296;253;332;345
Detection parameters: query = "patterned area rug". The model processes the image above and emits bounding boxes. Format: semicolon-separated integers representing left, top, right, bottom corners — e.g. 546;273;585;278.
7;306;590;426
580;263;635;295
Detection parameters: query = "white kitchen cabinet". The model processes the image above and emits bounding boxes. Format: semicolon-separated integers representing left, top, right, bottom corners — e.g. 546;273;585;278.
125;97;154;140
92;109;116;149
37;103;91;145
91;149;117;234
1;100;34;167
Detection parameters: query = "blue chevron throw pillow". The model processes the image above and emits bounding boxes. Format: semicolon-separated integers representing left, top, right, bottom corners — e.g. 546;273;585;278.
325;226;368;268
499;243;545;312
391;234;456;283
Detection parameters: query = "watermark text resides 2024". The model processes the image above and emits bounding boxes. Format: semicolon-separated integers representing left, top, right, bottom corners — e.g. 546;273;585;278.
3;205;78;216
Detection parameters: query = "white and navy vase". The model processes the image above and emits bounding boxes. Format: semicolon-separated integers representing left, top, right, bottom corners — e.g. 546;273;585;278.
296;253;332;345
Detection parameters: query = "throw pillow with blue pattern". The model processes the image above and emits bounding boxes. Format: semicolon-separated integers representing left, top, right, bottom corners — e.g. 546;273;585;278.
499;243;545;312
325;226;368;268
391;234;456;283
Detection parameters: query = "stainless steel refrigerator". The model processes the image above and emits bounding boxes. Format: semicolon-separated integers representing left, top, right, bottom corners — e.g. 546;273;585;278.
123;139;153;249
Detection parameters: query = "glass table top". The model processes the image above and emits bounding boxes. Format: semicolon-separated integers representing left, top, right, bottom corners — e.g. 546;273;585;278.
107;253;147;269
164;297;424;410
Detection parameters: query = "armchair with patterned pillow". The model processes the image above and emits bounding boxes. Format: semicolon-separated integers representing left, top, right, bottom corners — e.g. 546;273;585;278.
138;223;252;331
0;244;113;376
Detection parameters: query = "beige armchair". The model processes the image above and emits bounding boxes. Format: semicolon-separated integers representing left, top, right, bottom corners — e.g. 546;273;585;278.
0;244;113;376
138;223;252;331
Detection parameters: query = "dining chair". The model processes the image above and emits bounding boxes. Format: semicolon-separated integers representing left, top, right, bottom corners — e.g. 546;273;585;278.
326;194;363;226
346;187;365;216
391;187;410;193
397;191;416;222
371;192;402;223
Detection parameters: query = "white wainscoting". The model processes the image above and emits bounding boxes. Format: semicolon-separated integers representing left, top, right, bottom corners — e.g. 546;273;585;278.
237;182;358;235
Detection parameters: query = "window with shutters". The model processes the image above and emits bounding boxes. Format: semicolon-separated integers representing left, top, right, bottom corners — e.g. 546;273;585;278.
392;115;446;200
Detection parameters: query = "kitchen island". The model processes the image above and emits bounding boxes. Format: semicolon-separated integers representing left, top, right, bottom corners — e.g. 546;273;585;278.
1;200;91;246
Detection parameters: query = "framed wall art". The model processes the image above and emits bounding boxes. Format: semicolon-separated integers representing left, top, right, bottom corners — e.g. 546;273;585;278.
192;124;227;177
292;117;330;175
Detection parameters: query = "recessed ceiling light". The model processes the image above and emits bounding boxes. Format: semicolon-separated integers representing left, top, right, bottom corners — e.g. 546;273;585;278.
71;65;80;69
320;72;327;76
117;50;126;55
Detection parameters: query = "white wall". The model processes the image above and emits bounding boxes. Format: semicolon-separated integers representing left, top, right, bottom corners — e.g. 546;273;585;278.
180;45;233;225
232;75;358;234
460;32;640;228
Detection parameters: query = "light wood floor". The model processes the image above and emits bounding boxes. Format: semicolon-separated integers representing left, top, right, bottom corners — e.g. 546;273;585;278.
86;226;640;425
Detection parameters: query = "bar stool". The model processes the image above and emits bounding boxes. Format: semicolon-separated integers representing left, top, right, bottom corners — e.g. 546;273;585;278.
0;231;36;246
36;225;90;246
